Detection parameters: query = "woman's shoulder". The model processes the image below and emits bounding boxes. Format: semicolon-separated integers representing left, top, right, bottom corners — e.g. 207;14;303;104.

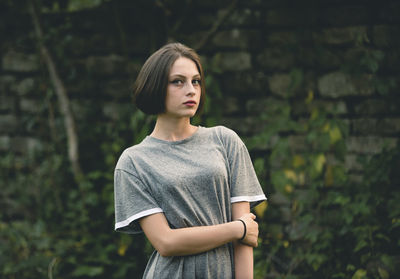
205;125;243;146
114;140;150;172
206;125;236;136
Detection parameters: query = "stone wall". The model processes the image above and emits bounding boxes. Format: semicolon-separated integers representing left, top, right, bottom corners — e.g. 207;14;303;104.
1;0;399;174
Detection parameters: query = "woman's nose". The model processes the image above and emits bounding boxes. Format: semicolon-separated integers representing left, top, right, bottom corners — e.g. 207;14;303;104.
185;82;196;95
186;90;195;96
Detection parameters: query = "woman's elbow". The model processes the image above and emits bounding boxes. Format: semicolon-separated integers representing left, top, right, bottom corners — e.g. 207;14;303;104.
158;247;173;257
154;235;177;257
157;241;176;257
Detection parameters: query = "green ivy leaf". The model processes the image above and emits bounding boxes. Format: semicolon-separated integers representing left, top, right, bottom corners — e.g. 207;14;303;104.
352;269;367;279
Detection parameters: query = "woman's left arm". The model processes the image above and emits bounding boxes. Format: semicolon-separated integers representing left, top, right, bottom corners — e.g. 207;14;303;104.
232;201;254;279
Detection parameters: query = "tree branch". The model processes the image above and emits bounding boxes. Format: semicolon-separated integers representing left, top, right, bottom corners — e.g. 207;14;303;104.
28;1;83;182
194;0;238;51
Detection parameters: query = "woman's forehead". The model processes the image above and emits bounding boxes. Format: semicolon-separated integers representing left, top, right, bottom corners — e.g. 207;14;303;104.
169;57;200;76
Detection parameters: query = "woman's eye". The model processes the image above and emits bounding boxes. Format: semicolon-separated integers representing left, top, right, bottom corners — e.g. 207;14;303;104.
192;79;201;85
171;79;183;85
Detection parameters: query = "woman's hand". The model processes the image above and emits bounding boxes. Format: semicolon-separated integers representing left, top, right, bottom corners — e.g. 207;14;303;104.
237;213;258;247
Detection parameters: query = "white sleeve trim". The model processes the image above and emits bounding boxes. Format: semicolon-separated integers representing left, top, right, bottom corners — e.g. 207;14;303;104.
231;194;267;203
115;208;164;230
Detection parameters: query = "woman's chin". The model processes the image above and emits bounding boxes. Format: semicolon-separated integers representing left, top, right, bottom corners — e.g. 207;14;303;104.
162;111;197;119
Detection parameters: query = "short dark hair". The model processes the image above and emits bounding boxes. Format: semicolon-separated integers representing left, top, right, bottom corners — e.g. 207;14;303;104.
133;42;206;115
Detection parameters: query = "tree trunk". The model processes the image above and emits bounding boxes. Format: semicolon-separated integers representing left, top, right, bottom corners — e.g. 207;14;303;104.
28;1;83;182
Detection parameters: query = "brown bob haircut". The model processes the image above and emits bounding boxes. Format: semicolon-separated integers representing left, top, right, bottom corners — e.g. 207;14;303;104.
133;42;206;115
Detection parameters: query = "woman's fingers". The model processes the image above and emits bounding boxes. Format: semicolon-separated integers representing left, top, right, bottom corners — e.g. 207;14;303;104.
238;213;259;247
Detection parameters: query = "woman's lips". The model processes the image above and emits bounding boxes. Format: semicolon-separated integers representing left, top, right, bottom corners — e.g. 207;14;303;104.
183;101;197;106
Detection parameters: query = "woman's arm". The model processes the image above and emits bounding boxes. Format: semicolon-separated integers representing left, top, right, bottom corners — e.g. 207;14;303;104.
232;201;254;279
139;211;258;257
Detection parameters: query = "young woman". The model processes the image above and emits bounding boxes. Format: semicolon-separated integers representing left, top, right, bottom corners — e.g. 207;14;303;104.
114;43;266;278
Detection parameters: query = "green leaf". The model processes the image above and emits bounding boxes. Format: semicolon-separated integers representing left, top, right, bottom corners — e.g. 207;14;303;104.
352;269;367;279
378;267;389;279
354;240;368;252
71;266;104;277
67;0;105;12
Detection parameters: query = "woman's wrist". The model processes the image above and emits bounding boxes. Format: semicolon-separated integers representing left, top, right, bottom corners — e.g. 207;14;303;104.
231;220;246;241
236;219;246;241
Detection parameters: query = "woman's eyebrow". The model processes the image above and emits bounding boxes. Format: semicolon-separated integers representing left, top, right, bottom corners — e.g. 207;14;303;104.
170;74;201;78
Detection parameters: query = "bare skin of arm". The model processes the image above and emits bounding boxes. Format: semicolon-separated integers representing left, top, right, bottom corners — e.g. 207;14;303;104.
139;211;258;257
232;201;255;279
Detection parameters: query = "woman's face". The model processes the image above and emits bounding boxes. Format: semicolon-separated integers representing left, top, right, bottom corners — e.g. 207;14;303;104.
163;57;201;118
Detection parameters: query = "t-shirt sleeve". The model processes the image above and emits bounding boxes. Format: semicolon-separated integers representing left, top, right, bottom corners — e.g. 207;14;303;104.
114;157;163;234
222;127;267;208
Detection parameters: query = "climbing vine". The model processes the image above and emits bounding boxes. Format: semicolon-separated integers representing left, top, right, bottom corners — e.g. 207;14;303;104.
1;1;399;279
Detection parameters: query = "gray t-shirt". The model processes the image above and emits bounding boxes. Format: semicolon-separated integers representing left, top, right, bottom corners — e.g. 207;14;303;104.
114;126;266;278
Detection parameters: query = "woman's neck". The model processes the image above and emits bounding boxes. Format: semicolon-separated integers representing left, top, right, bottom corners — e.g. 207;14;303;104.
150;115;197;142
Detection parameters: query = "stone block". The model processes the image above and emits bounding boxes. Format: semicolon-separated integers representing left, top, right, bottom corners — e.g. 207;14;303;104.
352;74;376;96
288;135;308;151
346;136;397;154
354;99;398;115
372;25;400;48
378;2;400;23
264;224;284;240
222;8;261;27
102;79;131;100
279;206;292;222
212;52;251;72
20;99;42;114
295;189;314;204
315;49;343;70
219;117;250;135
70;100;94;121
185;31;209;51
212;29;261;49
86;54;127;76
103;102;134;120
270;192;290;206
297;47;343;70
0;136;10;151
382;51;400;72
266;31;298;45
318;72;356;98
0;95;14;113
313;26;367;45
126;61;143;77
246;134;279;151
88;34;120;55
192;0;232;8
0;75;16;92
265;8;317;27
220;71;269;95
123;35;153;55
220;116;268;135
0;115;18;133
11;78;35;96
64;36;88;57
246;97;287;115
196;12;215;29
217;97;240;115
352;118;400;136
352;118;378;135
320;6;370;26
2;50;39;72
292;100;347;116
380;118;400;135
257;47;294;71
11;136;43;154
348;174;363;183
268;74;291;97
345;154;365;171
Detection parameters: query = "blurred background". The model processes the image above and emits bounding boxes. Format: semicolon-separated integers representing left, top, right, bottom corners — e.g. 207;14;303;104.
1;0;399;278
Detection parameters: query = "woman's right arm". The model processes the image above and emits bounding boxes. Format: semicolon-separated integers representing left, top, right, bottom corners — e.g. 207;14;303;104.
139;212;258;257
